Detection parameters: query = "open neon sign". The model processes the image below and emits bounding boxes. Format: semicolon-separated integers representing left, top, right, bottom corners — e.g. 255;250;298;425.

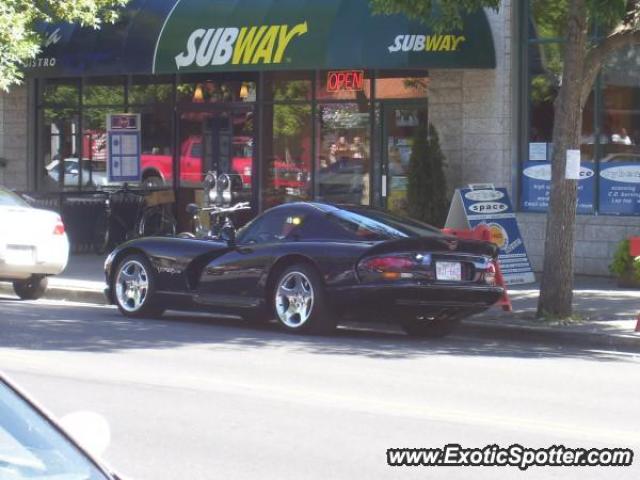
326;70;364;92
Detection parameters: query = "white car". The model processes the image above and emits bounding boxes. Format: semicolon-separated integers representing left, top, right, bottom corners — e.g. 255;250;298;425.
0;187;69;299
46;158;110;188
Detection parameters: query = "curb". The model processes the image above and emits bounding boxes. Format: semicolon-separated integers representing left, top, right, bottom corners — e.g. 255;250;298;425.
462;318;640;353
0;282;107;305
2;282;639;352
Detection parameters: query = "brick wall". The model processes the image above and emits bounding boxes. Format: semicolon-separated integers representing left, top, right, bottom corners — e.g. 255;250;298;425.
0;85;29;190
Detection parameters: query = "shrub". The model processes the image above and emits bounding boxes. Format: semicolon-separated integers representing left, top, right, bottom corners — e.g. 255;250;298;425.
609;239;640;281
407;124;449;227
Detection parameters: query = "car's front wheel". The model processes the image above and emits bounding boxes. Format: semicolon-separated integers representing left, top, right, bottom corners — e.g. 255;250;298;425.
13;276;48;300
273;264;335;334
401;316;462;338
113;254;164;318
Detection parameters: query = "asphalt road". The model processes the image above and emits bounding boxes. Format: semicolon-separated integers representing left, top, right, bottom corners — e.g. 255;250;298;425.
1;296;639;480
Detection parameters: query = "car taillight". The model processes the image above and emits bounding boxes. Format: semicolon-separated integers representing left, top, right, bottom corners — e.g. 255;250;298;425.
484;261;497;285
53;217;65;235
358;254;431;281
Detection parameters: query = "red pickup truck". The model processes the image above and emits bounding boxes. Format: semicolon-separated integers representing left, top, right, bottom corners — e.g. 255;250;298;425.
140;136;308;193
84;132;309;192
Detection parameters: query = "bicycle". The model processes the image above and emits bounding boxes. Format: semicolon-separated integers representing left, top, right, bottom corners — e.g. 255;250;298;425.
95;184;177;253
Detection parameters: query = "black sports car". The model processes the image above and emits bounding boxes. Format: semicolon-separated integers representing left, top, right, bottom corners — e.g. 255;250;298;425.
104;202;504;337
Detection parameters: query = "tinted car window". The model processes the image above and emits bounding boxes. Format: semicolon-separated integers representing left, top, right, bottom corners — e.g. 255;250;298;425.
0;188;30;207
237;209;306;244
327;208;443;241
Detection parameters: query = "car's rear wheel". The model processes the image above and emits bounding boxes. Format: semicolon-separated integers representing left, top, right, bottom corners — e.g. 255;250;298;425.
401;316;462;338
273;264;335;334
13;276;48;300
113;254;164;318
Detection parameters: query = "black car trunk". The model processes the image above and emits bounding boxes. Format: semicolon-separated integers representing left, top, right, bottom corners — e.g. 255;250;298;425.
364;235;498;259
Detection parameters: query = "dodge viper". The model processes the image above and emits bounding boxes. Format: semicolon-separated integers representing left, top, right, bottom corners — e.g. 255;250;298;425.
104;202;503;337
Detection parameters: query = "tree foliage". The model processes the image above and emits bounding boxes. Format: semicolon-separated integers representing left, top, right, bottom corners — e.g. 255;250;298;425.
370;0;500;31
0;0;129;91
407;123;449;227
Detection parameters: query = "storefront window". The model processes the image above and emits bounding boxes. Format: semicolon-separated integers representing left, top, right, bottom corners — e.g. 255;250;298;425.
129;105;174;187
83;76;125;106
40;108;81;191
38;79;81;191
523;4;640;216
83;107;126;188
375;71;429;99
129;76;174;105
177;108;254;203
41;79;79;106
262;104;312;208
317;102;371;205
598;46;640;215
177;75;256;104
267;72;312;101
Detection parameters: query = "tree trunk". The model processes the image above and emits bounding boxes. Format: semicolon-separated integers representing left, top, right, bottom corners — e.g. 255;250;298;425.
536;0;588;318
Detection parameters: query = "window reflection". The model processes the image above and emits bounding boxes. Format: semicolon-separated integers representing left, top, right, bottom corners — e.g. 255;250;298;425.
317;103;370;205
262;104;312;208
41;109;81;191
177;78;256;104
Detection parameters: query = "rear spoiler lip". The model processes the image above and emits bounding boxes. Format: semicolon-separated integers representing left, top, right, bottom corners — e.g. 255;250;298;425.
364;235;498;259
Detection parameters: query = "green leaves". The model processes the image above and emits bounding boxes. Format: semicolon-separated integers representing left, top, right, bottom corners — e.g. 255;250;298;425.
369;0;500;31
0;0;129;91
407;123;449;227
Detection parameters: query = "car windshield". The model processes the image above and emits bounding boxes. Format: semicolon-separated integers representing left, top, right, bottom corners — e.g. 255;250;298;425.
0;380;110;480
328;207;443;241
0;188;30;208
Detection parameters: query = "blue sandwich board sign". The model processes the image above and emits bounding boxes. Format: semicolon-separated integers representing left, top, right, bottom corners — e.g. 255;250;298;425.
445;184;535;285
107;113;141;183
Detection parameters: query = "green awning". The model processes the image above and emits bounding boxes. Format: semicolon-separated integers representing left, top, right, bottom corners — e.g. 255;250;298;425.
28;0;495;78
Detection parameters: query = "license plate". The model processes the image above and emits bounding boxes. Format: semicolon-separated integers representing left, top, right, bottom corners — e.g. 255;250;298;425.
5;246;35;266
436;261;462;281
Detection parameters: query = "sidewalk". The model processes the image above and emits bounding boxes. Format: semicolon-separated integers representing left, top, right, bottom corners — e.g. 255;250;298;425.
2;254;639;351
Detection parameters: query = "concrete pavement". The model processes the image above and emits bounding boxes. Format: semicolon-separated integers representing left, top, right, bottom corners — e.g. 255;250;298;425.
1;253;639;351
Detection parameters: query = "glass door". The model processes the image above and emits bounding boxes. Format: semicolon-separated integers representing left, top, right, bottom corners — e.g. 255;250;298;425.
176;106;255;230
382;103;428;216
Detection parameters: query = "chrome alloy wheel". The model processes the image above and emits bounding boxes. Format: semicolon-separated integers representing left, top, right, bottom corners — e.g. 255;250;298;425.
115;260;149;312
275;271;315;328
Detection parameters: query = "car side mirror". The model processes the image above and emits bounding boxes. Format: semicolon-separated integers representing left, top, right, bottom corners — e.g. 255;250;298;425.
220;225;236;246
186;203;200;216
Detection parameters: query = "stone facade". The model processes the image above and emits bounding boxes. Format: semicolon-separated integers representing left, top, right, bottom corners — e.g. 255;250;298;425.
429;1;513;197
0;86;29;190
518;212;638;276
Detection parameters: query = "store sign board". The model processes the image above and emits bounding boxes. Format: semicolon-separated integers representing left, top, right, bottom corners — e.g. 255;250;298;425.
599;162;640;215
446;186;535;285
107;114;141;183
151;0;495;74
520;161;595;213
